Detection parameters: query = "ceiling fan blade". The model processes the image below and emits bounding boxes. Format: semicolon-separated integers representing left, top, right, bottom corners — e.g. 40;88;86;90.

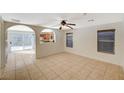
67;23;76;26
66;25;73;29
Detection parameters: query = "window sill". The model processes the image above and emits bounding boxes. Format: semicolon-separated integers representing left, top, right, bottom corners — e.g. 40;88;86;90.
97;51;115;55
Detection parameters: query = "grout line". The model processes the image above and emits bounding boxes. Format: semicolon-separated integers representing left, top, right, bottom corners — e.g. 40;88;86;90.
34;63;48;80
21;53;32;80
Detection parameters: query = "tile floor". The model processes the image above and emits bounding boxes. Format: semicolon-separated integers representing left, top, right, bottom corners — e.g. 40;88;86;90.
0;51;124;80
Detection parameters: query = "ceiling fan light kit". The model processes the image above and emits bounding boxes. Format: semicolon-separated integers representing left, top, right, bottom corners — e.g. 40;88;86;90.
59;20;76;30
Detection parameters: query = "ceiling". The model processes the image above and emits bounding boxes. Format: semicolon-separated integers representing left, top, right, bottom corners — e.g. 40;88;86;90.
8;25;34;32
0;13;124;29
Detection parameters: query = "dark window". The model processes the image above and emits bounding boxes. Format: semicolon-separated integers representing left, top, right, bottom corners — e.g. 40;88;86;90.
66;33;73;48
97;29;115;54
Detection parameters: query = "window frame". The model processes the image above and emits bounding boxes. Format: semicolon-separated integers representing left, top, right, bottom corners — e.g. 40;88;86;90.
97;29;115;54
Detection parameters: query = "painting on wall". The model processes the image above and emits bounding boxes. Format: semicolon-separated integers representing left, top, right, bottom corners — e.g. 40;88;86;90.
40;32;54;44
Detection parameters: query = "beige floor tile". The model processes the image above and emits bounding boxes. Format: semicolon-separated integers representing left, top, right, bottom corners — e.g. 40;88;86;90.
107;64;120;72
53;77;63;80
15;68;31;80
71;70;91;80
16;69;30;80
87;69;105;80
0;72;1;79
119;74;124;80
51;66;66;75
1;51;124;80
95;63;107;71
60;71;74;80
104;72;120;80
1;70;15;80
43;71;58;80
29;71;46;80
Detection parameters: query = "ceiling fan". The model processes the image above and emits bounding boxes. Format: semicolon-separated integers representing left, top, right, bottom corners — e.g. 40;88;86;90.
59;20;76;30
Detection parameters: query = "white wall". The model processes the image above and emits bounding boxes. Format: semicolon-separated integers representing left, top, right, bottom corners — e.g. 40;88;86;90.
0;17;2;73
121;22;124;70
64;21;124;68
0;17;5;77
37;30;64;58
0;18;5;69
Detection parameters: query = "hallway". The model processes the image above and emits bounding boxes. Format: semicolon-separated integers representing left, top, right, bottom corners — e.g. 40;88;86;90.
1;51;124;80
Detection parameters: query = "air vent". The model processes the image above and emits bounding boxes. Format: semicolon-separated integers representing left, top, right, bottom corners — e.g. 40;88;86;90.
88;19;94;22
11;19;20;22
83;13;87;16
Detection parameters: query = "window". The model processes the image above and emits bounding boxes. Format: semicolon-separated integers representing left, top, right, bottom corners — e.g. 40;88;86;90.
40;29;55;44
66;33;73;48
9;31;35;51
97;29;115;54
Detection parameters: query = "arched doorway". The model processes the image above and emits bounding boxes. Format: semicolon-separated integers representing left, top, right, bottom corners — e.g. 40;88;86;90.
7;25;35;53
1;21;44;70
6;25;36;62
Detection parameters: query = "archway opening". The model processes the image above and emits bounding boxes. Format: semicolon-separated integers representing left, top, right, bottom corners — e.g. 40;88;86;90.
40;29;56;44
7;25;36;55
